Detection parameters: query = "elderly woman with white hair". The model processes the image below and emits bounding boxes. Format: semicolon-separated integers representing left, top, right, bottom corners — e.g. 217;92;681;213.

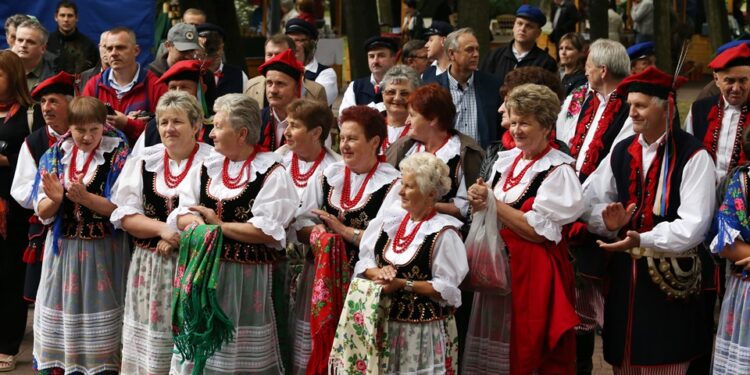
169;93;299;374
354;152;469;374
380;65;420;154
111;90;212;374
468;83;584;374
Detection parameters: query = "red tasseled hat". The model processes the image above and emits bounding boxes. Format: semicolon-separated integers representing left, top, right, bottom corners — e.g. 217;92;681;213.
708;43;750;71
31;71;76;100
156;59;205;85
258;49;305;97
617;66;687;100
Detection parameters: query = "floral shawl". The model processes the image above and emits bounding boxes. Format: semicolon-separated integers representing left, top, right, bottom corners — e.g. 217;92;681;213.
712;166;750;254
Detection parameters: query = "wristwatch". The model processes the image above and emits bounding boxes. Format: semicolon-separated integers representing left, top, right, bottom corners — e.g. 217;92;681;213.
404;279;414;292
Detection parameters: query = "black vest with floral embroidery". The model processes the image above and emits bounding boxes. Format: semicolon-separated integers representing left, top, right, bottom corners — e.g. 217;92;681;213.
321;174;394;269
62;150;114;238
135;164;178;250
374;227;455;322
198;163;283;264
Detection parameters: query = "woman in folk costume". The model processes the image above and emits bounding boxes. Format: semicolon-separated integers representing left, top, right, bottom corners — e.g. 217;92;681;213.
293;105;401;372
583;67;715;373
711;126;750;374
274;98;340;375
380;65;420;155
31;96;131;374
0;51;36;372
351;152;468;374
169;93;298;374
110;91;212;374
467;84;584;374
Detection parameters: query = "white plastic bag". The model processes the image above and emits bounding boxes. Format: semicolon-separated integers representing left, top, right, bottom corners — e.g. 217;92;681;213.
463;193;511;294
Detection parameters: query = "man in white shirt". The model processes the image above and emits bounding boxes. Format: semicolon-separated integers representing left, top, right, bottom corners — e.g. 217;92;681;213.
285;18;338;107
338;36;397;115
583;66;715;373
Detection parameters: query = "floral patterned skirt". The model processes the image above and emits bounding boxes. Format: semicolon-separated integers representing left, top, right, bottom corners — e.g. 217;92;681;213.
170;261;284;375
290;258;315;374
462;292;511;374
33;231;131;375
713;274;750;374
121;246;177;375
385;317;459;375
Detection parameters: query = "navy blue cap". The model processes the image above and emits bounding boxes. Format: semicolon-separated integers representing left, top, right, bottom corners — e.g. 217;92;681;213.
285;18;318;39
364;36;399;53
716;39;750;56
627;41;655;60
516;4;546;27
424;21;453;38
196;22;225;38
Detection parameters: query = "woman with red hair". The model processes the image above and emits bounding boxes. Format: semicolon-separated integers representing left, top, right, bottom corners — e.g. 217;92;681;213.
385;83;483;221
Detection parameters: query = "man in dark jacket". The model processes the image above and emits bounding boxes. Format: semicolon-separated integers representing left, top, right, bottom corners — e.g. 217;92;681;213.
479;4;557;91
424;28;501;149
46;0;98;74
148;23;202;77
550;0;581;44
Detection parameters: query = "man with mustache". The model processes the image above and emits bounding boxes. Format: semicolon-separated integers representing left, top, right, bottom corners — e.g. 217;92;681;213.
338;36;397;115
11;72;75;309
479;4;557;92
11;19;56;90
245;33;326;108
257;49;305;152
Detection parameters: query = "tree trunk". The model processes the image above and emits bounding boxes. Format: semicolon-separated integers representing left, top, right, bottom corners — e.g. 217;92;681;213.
344;0;380;79
654;0;672;72
704;0;730;53
178;0;245;69
458;0;491;56
588;0;608;41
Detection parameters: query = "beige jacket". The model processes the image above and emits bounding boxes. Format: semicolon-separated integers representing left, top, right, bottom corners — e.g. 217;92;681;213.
245;75;327;108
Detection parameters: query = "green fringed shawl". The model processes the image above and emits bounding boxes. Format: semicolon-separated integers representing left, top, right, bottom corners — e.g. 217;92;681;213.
172;224;234;375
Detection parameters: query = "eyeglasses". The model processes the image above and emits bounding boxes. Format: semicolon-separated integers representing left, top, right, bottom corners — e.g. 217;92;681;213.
410;55;429;60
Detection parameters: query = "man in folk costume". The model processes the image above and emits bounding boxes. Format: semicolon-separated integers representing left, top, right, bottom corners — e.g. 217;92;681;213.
683;40;750;374
556;38;635;374
257;49;304;152
583;66;716;373
10;71;74;302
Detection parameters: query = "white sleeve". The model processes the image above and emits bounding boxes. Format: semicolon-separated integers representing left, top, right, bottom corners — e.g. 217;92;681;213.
339;81;356;116
131;132;146;158
316;68;339;107
556;93;575;147
247;165;300;249
375;179;402;218
684;108;694;135
32;177;53;225
291;169;326;232
639;150;717;253
166;162;203;230
242;71;249;94
611;117;635;149
453;166;469;218
109;156;145;229
11;142;38;209
523;165;584;243
353;214;385;277
429;228;469;307
581;153;620;239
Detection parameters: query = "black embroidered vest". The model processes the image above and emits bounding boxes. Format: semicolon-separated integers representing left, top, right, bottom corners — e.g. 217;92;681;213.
198;163;283;264
62;150;114;238
352;77;383;106
304;63;329;82
321;174;395;269
135;164;178;250
441;154;461;203
374;228;455;322
490;166;551;209
216;64;244;96
573;94;631;182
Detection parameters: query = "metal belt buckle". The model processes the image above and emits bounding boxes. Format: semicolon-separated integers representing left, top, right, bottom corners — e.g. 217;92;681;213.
628;247;645;259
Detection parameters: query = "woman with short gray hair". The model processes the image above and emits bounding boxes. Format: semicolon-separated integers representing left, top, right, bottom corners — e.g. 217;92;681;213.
467;83;583;373
380;65;421;154
112;89;212;374
353;152;468;374
168;93;299;374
